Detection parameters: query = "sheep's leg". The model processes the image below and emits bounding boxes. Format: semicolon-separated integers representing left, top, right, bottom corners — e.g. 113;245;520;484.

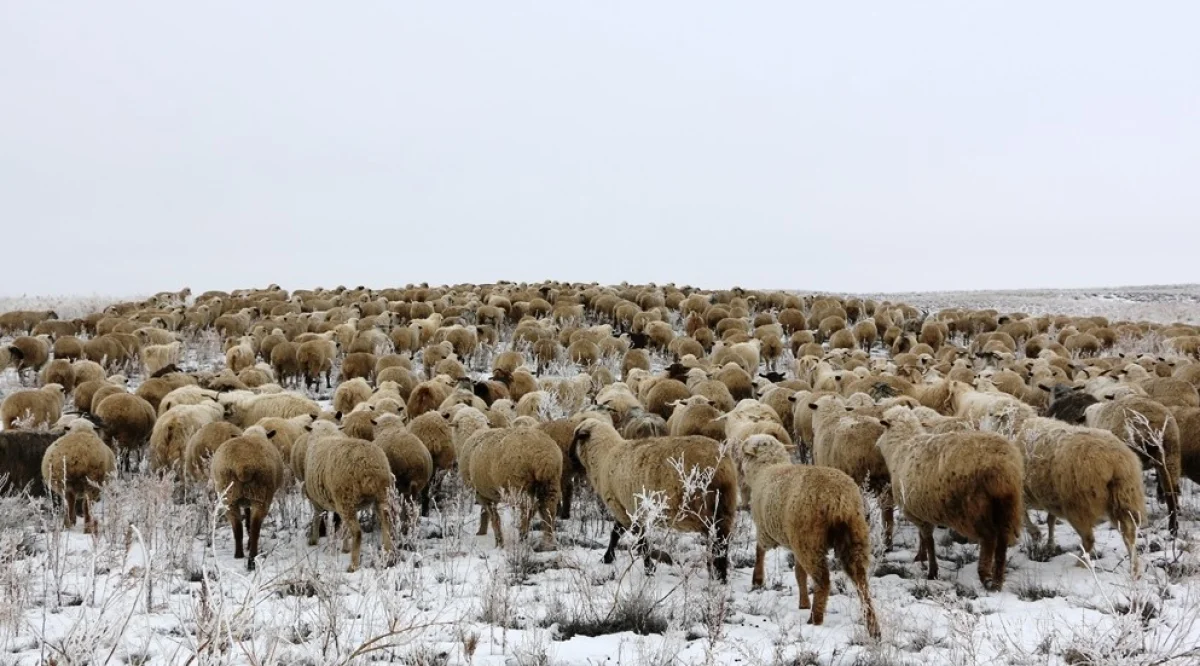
795;560;812;610
308;509;323;546
991;535;1009;591
476;506;490;536
1046;515;1057;549
484;502;504;548
881;489;895;551
227;507;245;560
420;485;431;518
710;520;731;583
977;535;995;589
1074;526;1097;568
1117;513;1139;576
64;491;77;528
1023;511;1042;542
82;498;96;535
558;476;574;520
920;525;938;580
376;499;395;561
808;559;831;625
538;493;558;550
751;544;766;589
246;504;266;571
344;511;363;572
844;549;881;639
602;523;626;564
633;524;654;574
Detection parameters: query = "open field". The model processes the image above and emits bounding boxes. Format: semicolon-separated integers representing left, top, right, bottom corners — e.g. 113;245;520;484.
1;285;1199;666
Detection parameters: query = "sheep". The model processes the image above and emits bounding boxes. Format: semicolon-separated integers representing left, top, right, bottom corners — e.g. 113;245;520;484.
947;380;1035;436
7;335;52;380
808;396;894;548
289;420;342;485
1139;377;1200;409
0;430;60;496
1017;417;1144;569
620;409;668;439
2;384;65;430
407;377;455;419
667;396;725;440
159;385;221;415
184;421;244;484
39;359;77;394
1041;383;1098;425
221;391;320;428
143;342;183;376
569;419;736;581
211;430;284;570
740;435;879;637
1085;396;1182;535
464;426;563;548
297;337;338;390
339;404;378;440
92;393;157;471
41;419;115;532
1171;406;1200;485
373;413;433;526
149;401;225;474
645;379;691;420
304;433;395;572
875;406;1024;590
340;352;377;383
333;377;373;415
71;359;106;385
270;341;301;387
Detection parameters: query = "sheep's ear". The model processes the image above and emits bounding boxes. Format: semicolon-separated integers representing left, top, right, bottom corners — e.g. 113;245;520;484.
266;429;277;439
807;403;818;410
787;395;797;402
879;419;891;428
1037;384;1052;392
334;410;342;420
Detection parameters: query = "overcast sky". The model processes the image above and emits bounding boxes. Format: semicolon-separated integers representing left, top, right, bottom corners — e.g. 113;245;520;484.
2;3;1197;297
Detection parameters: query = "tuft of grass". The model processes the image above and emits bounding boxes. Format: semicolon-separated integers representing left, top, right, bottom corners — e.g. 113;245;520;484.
1013;577;1062;602
874;561;914;579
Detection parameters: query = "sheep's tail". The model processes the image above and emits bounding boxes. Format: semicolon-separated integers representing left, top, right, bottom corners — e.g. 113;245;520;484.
828;511;881;639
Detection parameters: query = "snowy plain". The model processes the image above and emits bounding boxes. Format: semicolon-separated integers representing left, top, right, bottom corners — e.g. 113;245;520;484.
1;287;1199;666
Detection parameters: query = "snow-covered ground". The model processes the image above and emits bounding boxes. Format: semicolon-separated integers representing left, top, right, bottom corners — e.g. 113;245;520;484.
2;287;1200;666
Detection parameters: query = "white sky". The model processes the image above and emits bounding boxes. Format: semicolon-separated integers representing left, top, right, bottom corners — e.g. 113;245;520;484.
2;3;1197;296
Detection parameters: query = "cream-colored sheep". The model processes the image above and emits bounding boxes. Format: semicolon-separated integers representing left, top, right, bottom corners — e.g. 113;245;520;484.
41;419;115;533
1085;396;1182;535
183;421;244;484
143;341;183;376
1017;417;1144;570
808;395;894;548
149;401;225;474
740;435;879;637
373;413;433;526
333;377;373;415
304;433;395;572
1;384;64;430
570;419;736;581
221;391;320;428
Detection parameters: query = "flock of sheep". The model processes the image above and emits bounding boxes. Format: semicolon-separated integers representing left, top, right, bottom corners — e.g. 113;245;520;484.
2;283;1199;641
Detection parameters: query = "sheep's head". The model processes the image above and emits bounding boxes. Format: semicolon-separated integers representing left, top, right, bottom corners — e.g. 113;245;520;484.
740;434;789;471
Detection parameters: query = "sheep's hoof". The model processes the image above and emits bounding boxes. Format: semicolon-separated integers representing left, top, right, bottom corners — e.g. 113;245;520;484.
246;560;256;572
650;550;674;565
234;551;244;559
601;552;615;564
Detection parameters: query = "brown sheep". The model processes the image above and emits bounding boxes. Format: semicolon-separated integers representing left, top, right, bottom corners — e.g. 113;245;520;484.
41;419;115;533
467;427;562;549
740;436;879;637
184;421;244;484
92;393;157;471
373;414;433;526
876;406;1024;591
211;430;284;570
